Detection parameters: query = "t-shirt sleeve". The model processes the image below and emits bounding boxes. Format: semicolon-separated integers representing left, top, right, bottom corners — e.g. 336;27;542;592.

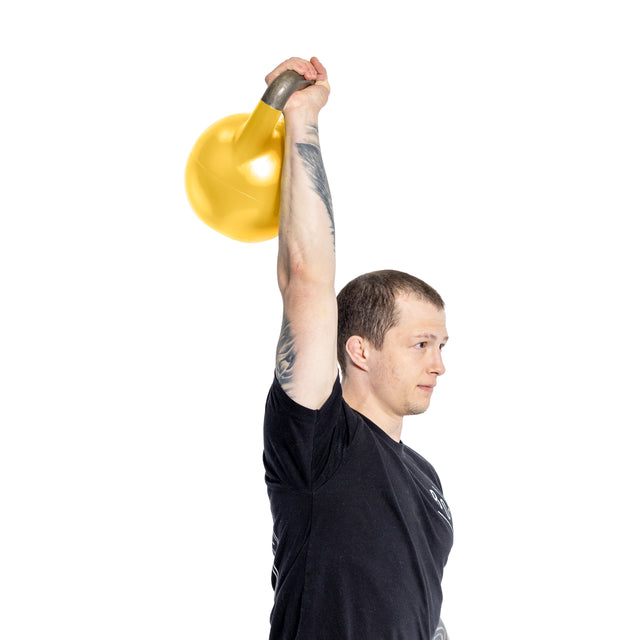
263;374;349;491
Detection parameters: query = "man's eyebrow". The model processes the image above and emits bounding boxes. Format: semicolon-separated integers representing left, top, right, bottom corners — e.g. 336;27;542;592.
414;333;449;343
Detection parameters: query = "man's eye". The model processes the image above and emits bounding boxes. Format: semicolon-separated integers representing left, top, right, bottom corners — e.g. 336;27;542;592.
417;342;426;349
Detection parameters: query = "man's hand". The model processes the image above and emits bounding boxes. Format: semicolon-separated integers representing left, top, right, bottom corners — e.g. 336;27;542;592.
265;57;330;117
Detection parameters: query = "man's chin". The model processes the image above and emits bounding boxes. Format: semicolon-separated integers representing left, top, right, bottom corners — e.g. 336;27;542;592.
405;401;430;416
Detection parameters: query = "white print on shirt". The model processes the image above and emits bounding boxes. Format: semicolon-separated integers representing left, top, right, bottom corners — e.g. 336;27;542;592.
271;531;280;586
429;486;453;533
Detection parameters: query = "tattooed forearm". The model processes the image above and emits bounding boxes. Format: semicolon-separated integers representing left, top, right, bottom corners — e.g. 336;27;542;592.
295;127;335;240
432;618;448;640
275;313;296;391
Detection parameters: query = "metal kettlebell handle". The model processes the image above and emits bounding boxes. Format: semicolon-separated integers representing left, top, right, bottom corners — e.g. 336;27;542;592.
261;70;315;111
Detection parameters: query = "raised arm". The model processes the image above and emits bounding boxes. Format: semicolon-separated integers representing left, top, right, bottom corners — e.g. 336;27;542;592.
267;57;337;409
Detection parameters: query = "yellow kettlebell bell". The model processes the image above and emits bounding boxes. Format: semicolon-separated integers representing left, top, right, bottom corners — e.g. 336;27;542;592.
185;71;313;242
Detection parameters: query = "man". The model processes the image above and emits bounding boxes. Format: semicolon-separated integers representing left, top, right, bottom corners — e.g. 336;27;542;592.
263;57;453;640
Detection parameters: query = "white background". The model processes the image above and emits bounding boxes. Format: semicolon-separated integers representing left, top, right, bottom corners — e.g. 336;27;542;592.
1;1;638;638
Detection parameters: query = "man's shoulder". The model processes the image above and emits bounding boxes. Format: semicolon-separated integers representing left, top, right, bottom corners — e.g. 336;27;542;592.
266;373;343;418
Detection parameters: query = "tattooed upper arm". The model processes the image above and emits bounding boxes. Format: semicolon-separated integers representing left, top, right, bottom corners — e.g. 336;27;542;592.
275;313;296;395
274;288;337;408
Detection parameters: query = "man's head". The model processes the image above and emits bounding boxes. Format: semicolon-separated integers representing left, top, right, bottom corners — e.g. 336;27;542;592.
337;270;445;372
337;270;447;417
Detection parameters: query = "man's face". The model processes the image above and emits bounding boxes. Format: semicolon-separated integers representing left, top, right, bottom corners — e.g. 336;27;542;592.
367;295;448;419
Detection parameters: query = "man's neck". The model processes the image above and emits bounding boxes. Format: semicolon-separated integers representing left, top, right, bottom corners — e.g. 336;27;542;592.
342;380;404;442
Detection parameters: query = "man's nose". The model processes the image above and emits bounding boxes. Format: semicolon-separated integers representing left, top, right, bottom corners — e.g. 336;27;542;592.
429;349;446;376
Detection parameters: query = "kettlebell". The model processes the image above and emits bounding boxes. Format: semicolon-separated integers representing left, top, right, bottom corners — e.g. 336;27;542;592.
185;71;313;242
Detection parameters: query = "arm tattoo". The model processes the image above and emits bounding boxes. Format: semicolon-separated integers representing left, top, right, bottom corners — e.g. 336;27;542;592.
295;126;335;241
433;618;448;640
275;313;296;391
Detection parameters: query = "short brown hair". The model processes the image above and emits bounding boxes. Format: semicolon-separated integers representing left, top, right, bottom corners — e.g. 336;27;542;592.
336;270;444;373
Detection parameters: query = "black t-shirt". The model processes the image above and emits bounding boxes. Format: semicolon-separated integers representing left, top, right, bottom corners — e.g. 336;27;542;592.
263;375;453;640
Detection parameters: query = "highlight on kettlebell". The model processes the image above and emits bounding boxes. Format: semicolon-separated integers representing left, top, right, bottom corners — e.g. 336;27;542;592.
185;71;313;243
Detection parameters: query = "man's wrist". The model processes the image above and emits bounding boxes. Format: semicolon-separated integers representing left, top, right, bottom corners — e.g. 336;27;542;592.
283;107;320;130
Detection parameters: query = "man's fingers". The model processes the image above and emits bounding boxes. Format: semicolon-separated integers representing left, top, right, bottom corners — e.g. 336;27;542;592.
265;57;319;86
310;56;328;82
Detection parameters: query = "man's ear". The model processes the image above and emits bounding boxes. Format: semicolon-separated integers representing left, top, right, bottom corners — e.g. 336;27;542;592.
345;335;370;372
